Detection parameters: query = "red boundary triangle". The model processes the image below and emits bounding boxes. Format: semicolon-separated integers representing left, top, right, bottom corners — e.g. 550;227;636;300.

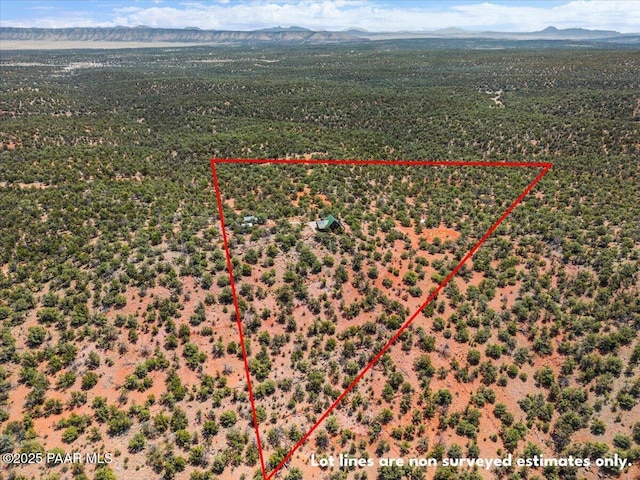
209;158;552;480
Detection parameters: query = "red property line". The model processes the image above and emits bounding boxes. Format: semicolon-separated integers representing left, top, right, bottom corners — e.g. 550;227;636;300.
210;163;267;476
212;158;552;168
210;158;552;480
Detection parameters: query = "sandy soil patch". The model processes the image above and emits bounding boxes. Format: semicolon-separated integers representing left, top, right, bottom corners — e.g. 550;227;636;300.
0;181;50;189
395;222;461;250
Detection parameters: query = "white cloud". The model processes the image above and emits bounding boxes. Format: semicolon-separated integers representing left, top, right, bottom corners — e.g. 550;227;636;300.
2;0;639;32
3;13;114;29
449;0;640;32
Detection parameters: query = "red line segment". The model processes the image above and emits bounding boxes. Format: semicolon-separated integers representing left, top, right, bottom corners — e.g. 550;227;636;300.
212;158;553;168
210;161;268;478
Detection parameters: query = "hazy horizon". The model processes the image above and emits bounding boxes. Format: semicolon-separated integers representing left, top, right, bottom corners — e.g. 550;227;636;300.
1;0;639;34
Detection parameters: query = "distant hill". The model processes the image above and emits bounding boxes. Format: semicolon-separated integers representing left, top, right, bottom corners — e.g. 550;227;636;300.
347;25;638;43
432;27;469;35
535;26;621;37
0;26;363;45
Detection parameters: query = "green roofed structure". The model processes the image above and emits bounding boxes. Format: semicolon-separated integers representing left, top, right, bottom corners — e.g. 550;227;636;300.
240;215;259;229
316;214;343;232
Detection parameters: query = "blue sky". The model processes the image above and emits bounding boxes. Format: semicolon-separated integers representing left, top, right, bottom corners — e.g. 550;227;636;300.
1;0;638;32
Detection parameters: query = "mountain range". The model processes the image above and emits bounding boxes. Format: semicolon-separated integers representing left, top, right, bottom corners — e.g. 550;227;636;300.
1;25;638;47
0;26;360;45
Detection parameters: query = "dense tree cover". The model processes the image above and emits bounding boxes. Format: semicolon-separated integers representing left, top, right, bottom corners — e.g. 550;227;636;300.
0;42;638;480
